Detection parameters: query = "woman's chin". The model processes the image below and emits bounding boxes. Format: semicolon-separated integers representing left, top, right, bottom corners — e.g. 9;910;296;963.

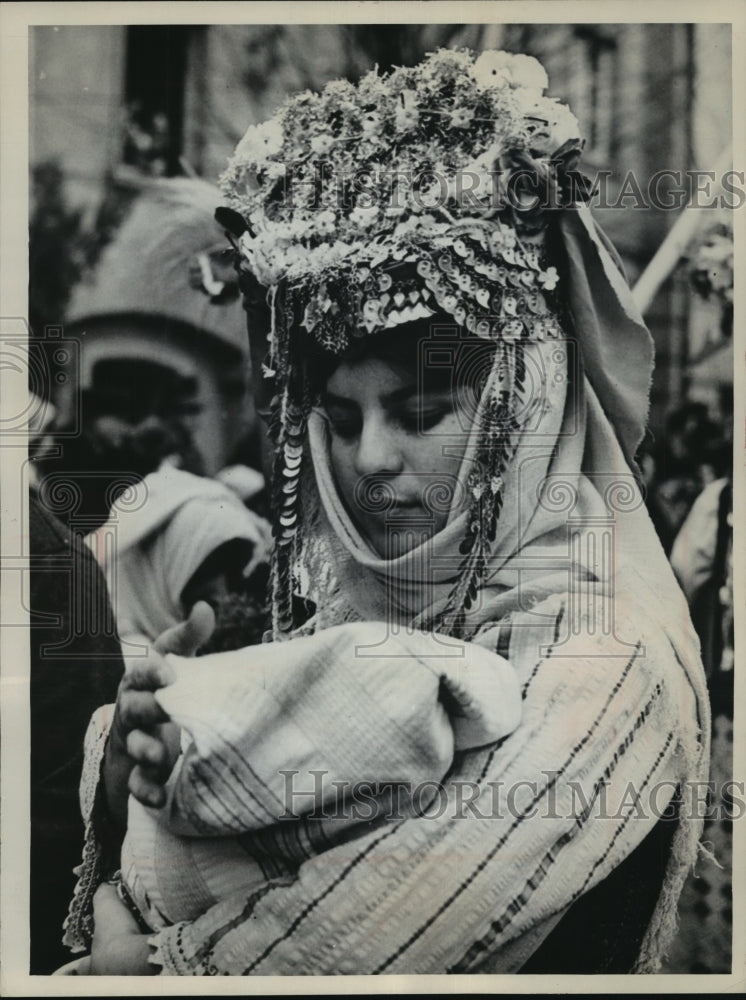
359;520;438;560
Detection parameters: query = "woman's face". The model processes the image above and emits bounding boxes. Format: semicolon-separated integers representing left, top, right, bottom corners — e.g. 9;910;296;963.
323;355;475;557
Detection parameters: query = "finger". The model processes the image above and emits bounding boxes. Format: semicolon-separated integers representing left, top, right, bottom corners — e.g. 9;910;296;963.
155;600;216;657
92;883;140;936
128;765;168;810
123;651;175;691
126;729;168;771
92;882;118;917
119;690;169;732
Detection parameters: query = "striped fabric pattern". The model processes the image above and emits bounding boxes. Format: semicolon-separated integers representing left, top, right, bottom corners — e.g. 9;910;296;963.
71;622;522;934
144;581;705;975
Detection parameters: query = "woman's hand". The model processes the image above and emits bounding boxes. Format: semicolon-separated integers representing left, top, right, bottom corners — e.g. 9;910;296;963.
104;602;216;827
89;883;156;975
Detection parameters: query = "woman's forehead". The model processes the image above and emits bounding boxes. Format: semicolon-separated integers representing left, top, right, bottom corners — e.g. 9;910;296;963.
323;334;493;399
324;355;415;400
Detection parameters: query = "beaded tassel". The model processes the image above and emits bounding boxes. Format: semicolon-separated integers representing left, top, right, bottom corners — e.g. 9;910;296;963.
269;398;307;638
267;294;310;638
435;339;524;638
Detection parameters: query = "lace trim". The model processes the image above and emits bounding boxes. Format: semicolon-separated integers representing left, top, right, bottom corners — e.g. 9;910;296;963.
62;704;116;953
147;923;209;976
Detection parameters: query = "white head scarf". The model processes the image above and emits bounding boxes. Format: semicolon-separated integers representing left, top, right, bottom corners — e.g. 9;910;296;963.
87;465;271;642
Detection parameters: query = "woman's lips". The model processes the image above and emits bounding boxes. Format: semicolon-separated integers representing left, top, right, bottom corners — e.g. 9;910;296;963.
358;498;425;521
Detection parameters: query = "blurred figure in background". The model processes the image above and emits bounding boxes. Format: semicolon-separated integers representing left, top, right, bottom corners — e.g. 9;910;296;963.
28;393;125;973
33;177;266;529
30;491;125;975
31;176;272;635
641;401;730;554
654;256;733;973
28;392;125;974
671;474;733;683
662;469;733;975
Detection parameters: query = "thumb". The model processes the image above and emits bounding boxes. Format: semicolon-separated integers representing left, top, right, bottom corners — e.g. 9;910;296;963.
155;600;216;657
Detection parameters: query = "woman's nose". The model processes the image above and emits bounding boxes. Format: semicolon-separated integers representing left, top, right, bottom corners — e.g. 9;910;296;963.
354;418;404;476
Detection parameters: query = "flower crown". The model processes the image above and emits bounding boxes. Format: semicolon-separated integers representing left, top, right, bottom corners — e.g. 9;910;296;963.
219;49;585;347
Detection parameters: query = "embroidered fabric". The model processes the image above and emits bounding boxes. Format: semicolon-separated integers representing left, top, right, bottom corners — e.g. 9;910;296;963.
62;705;116;954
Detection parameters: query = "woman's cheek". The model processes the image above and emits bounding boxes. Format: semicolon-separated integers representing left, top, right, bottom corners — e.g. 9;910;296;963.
417;415;470;471
329;440;357;502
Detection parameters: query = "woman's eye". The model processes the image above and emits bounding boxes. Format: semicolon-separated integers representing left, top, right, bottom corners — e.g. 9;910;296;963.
326;411;360;439
398;408;448;432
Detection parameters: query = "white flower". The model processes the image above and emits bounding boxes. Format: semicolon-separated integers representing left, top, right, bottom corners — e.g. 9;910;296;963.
506;53;549;92
472;51;548;93
349;205;380;228
238;230;255;255
394;90;419;131
330;241;353;263
472;51;512;90
548;104;581;148
315;209;337;236
449;107;475;129
234;118;284;162
392;213;438;239
395;106;419;131
361;112;381;136
324;79;356;106
283;244;307;267
249;249;282;285
310;132;334;155
263;160;286;181
512;88;546;117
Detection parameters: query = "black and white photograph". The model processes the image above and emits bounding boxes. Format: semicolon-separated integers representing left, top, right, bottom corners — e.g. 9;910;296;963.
0;2;743;992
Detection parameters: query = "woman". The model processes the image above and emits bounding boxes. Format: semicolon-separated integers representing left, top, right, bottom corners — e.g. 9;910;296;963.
64;49;708;976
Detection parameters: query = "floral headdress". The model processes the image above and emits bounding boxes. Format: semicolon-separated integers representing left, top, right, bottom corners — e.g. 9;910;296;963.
218;49;588;637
